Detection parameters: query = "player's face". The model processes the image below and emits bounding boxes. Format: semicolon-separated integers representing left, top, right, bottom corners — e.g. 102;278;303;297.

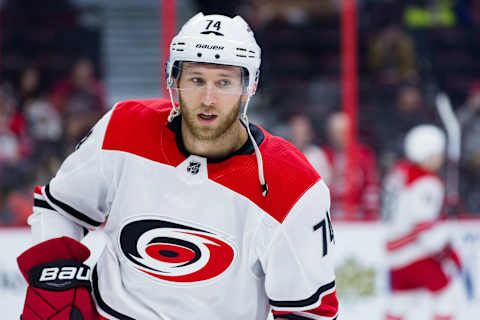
426;153;445;172
177;62;245;140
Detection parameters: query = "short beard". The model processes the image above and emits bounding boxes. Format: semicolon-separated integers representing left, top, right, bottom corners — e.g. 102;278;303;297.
179;95;242;141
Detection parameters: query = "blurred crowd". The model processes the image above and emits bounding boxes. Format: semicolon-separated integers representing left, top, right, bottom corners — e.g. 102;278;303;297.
0;58;106;226
240;0;480;219
1;0;480;225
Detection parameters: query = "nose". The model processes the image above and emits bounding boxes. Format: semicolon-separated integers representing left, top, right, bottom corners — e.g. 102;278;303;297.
201;83;217;106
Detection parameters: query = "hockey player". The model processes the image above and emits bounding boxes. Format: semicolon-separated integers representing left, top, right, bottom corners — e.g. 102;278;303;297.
16;13;338;320
383;125;462;320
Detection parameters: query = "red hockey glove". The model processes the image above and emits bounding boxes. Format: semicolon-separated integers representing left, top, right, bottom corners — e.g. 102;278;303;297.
434;243;462;271
17;237;100;320
442;244;462;271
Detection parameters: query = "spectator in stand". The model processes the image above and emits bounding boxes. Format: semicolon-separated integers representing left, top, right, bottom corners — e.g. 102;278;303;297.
16;67;42;110
9;67;39;160
247;0;338;27
50;57;106;153
376;85;434;171
24;98;63;182
0;84;22;225
16;67;64;184
368;24;419;87
287;113;331;182
0;85;20;166
1;68;62;226
247;0;339;120
457;81;480;213
320;112;379;220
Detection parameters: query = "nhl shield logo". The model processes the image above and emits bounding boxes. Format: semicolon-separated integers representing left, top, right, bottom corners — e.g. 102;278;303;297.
187;161;201;175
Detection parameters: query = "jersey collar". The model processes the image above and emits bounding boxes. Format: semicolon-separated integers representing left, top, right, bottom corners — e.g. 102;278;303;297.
167;115;265;163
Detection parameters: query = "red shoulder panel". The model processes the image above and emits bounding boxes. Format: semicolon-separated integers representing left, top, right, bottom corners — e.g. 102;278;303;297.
103;106;321;223
102;99;185;166
209;129;321;224
396;161;440;186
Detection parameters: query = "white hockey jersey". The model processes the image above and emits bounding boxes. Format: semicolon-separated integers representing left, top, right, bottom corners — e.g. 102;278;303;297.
383;161;447;268
32;99;338;320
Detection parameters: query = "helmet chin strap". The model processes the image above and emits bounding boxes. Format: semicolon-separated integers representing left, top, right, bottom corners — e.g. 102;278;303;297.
167;78;180;123
240;95;268;197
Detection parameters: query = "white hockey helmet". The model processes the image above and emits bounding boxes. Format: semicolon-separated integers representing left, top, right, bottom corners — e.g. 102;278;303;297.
404;125;446;163
166;12;261;96
165;13;268;196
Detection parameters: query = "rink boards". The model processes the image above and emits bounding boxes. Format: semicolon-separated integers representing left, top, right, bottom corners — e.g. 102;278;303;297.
2;221;480;319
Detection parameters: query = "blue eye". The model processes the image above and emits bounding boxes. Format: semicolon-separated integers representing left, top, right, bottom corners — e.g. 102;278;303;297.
191;77;204;85
218;80;231;87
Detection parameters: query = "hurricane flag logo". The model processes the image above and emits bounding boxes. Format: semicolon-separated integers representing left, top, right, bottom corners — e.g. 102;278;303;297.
119;218;236;284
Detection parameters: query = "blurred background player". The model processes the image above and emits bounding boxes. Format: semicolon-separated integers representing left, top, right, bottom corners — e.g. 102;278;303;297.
383;124;463;320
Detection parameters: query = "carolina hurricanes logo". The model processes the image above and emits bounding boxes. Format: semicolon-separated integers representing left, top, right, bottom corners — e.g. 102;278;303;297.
119;218;236;284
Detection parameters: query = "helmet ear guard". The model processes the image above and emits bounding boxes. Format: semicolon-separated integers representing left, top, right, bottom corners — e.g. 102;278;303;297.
241;67;250;89
166;61;182;89
171;61;182;80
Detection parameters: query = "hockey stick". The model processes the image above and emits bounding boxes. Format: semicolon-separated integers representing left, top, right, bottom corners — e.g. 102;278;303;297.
435;92;461;215
435;93;477;301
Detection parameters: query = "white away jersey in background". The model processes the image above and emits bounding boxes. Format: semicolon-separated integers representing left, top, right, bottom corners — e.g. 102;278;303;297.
383;161;447;268
32;99;338;320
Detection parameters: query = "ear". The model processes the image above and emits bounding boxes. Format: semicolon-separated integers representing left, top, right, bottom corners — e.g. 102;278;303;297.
240;94;249;103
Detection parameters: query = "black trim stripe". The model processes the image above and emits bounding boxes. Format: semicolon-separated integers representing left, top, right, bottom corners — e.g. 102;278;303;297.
33;199;55;211
270;280;336;308
92;266;135;320
273;315;308;320
44;184;102;227
273;315;337;320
